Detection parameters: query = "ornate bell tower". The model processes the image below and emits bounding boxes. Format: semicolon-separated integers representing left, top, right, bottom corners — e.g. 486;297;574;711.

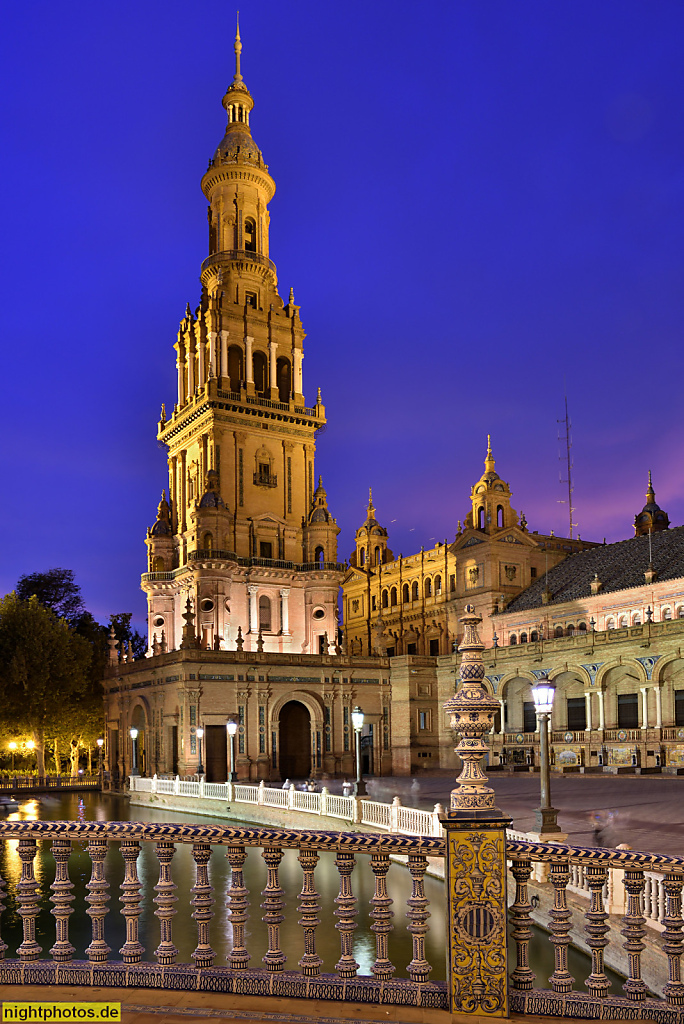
142;24;343;655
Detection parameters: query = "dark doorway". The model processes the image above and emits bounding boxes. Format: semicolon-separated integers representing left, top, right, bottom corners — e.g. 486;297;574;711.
279;701;311;779
205;725;228;782
170;726;178;774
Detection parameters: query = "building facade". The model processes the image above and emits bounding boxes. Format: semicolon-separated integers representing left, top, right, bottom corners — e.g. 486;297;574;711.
342;439;597;656
143;27;343;659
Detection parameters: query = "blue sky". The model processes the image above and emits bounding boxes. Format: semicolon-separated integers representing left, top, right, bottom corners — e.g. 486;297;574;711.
1;1;683;627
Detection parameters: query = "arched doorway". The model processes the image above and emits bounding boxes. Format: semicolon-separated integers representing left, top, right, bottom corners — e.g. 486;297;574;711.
279;701;311;780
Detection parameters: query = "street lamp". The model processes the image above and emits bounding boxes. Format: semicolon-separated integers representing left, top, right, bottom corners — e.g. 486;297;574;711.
531;676;561;835
129;728;139;777
8;741;17;772
96;738;104;782
196;727;205;777
351;705;367;796
226;719;238;782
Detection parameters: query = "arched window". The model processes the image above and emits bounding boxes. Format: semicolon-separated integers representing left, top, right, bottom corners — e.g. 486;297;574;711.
381;589;389;609
228;345;243;392
578;622;587;632
202;532;213;552
662;607;672;621
554;625;563;638
253;350;268;395
633;613;642;626
618;615;628;628
520;632;528;644
402;583;410;603
276;357;291;403
314;545;324;565
478;506;485;530
530;630;539;642
390;587;397;606
258;595;271;631
678;606;684;619
412;581;419;601
606;617;615;630
152;556;165;572
434;575;442;595
244;216;256;252
566;625;574;637
497;505;504;528
374;546;381;566
509;634;517;645
425;578;432;598
360;548;366;566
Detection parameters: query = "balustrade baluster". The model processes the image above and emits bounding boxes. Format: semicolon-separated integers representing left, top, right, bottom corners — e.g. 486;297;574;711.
621;867;647;1001
334;849;359;978
191;842;215;968
297;846;322;976
406;852;431;984
370;851;395;979
119;840;144;963
584;862;610;997
225;844;250;969
0;866;7;959
49;838;75;962
644;877;654;919
17;838;41;961
153;840;178;964
549;859;574;993
86;838;110;962
261;845;286;971
662;870;684;1006
509;857;535;990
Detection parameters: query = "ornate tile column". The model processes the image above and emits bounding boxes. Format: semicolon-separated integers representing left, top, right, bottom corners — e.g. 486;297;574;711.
442;604;511;1018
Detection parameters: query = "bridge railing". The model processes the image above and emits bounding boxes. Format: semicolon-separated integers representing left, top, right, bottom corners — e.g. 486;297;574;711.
0;820;682;1020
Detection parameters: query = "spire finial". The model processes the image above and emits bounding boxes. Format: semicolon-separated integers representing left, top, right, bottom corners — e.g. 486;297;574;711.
484;434;495;473
367;487;375;518
234;12;243;82
647;469;655;500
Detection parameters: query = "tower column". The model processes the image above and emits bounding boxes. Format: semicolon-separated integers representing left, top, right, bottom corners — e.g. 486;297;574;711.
208;332;217;377
176;345;186;405
640;687;649;729
247;584;258;634
655;686;662;729
268;341;277;391
220;330;229;381
280;588;291;635
197;336;206;386
245;336;254;384
293;349;303;395
597;689;605;730
585;691;593;732
498;699;505;735
187;343;196;394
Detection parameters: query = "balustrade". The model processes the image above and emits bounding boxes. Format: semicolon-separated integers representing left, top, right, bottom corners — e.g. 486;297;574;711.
0;821;683;1021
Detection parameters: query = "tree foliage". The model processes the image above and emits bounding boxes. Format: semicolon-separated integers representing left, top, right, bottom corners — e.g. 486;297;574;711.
0;594;92;774
15;568;85;623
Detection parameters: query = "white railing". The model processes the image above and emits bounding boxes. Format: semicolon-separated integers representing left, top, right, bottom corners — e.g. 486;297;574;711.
291;789;322;813
234;784;259;804
262;786;288;808
361;799;392;829
326;793;356;820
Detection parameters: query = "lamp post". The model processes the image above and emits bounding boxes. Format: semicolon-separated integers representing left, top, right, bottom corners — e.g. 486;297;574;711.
226;719;238;782
351;705;367;796
196;727;205;777
531;676;561;835
129;728;139;777
8;741;17;772
96;738;104;783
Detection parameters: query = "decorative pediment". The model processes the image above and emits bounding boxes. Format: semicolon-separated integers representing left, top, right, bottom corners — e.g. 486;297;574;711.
462;536;484;547
501;534;523;544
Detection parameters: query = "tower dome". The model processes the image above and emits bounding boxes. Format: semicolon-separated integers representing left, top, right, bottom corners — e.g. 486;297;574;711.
634;471;670;536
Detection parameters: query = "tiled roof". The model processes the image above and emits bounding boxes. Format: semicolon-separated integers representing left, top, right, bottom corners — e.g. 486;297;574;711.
502;525;684;613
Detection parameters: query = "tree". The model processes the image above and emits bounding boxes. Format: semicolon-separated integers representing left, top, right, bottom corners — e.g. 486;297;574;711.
109;612;147;660
15;568;85;624
0;594;92;775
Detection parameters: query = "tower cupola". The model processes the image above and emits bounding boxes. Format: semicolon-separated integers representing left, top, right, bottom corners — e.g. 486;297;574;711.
464;436;519;533
634;471;670;536
351;489;393;568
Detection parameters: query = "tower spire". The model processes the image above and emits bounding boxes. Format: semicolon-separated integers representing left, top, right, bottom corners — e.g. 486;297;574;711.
484;434;495;475
234;12;243;83
646;469;655;504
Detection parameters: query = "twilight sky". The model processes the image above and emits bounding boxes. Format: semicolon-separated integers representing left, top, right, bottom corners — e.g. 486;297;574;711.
1;1;683;629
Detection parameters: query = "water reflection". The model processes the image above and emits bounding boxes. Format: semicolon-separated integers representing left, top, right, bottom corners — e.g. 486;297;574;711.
0;793;446;978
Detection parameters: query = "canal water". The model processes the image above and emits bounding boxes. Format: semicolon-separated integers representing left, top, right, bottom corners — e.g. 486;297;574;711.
0;792;624;991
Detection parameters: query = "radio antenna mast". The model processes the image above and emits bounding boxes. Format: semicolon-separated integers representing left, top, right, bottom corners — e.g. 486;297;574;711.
557;390;576;539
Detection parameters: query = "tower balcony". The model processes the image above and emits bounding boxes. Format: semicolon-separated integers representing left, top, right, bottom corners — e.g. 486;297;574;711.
200;248;276;284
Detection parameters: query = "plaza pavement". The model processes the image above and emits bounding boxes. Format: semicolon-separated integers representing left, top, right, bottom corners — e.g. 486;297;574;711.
324;772;684;857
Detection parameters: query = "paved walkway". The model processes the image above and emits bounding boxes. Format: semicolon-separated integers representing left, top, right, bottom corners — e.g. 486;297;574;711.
321;772;684;856
0;985;616;1024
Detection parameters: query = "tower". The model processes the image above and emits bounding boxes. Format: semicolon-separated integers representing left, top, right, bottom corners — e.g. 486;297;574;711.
464;436;519;533
142;26;343;655
350;490;393;569
634;471;670;537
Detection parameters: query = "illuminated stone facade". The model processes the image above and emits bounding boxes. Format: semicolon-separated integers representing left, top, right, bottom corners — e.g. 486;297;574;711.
143;28;342;658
